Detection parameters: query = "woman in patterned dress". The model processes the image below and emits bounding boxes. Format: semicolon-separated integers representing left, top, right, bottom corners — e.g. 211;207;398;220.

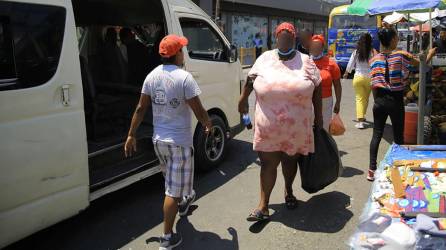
238;22;323;221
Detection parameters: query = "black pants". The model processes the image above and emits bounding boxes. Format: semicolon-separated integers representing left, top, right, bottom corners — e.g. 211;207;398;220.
369;89;405;170
255;47;262;59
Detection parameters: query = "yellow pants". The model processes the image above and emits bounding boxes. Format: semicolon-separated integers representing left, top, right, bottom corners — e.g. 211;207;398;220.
352;75;372;120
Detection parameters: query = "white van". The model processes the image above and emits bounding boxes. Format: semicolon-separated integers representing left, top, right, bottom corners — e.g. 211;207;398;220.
0;0;244;247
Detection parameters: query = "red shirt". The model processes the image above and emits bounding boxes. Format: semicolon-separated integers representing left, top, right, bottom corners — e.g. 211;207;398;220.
313;56;341;98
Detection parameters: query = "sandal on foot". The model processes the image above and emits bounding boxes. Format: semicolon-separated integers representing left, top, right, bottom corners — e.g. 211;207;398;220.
285;195;298;210
247;209;270;222
367;170;375;182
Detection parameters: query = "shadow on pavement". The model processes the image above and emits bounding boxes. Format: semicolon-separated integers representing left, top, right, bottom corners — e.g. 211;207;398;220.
171;206;239;250
6;139;256;250
249;191;353;234
340;166;364;178
146;205;239;249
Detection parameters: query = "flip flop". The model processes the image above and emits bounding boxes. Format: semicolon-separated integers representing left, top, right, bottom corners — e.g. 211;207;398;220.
285;195;298;210
247;209;270;222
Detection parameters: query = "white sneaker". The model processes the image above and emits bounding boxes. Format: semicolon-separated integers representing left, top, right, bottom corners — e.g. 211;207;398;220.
355;122;365;129
178;190;196;216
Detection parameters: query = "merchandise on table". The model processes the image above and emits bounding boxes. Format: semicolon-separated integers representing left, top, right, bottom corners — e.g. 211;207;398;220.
349;144;446;250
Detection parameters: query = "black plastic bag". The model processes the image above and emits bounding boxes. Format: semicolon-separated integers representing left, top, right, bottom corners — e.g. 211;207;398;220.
298;128;344;194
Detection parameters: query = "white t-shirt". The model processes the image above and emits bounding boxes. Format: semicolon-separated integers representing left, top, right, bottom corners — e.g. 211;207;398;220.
346;50;372;77
141;64;201;147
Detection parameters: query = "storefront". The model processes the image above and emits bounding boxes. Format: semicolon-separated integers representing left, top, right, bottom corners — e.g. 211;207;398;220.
219;0;333;52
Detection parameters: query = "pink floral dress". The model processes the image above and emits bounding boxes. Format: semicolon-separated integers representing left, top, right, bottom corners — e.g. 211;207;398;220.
249;50;321;156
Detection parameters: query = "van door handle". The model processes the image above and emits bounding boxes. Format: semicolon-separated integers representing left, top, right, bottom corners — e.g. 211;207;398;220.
62;84;71;106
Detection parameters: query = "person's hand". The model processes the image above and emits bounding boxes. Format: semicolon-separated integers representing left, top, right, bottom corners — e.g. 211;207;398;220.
124;136;137;157
238;99;249;114
429;47;438;57
204;120;212;134
343;73;349;79
333;102;341;114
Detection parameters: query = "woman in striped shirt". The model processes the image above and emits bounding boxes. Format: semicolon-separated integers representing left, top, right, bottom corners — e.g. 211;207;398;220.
368;27;436;181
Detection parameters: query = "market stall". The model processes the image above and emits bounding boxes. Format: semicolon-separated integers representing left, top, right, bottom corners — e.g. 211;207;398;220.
349;144;446;249
345;1;446;249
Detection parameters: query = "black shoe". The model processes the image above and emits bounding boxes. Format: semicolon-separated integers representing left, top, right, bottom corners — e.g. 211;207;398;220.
159;233;182;250
178;191;196;216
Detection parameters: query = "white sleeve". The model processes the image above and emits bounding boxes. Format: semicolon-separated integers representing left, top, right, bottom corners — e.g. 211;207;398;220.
141;77;151;96
345;50;357;74
184;74;202;100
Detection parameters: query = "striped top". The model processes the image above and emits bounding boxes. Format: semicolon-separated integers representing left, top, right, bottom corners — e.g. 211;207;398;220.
370;51;414;92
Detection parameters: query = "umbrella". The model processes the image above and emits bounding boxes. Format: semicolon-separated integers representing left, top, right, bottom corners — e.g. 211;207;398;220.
348;0;443;16
383;12;407;25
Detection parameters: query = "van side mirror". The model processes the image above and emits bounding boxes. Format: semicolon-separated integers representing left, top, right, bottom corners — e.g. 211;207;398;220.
229;45;238;63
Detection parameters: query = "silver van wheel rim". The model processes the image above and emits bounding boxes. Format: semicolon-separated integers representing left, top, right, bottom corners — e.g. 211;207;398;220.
205;126;225;162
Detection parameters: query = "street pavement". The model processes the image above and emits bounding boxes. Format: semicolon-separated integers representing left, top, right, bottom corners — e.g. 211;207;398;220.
6;76;393;250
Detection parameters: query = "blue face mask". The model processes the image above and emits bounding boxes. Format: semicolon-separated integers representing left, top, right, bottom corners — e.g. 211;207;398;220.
311;53;324;60
277;48;295;56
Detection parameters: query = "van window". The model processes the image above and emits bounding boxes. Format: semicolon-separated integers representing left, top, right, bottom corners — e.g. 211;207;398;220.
0;2;66;91
180;19;227;62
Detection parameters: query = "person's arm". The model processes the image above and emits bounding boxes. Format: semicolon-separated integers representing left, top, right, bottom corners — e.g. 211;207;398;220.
344;51;356;78
313;84;323;129
184;74;212;132
186;96;212;132
125;94;151;157
238;75;256;114
333;79;342;114
406;48;437;67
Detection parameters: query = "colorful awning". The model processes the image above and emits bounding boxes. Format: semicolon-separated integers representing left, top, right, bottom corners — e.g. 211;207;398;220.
348;0;444;16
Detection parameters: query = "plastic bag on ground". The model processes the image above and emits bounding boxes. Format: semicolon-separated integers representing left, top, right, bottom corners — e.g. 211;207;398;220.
298;128;344;194
329;113;346;136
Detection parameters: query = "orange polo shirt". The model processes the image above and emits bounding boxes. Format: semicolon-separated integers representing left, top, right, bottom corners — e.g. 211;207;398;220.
313;56;341;98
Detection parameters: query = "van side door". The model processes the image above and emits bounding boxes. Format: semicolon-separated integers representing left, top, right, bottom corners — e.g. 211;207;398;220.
0;1;89;246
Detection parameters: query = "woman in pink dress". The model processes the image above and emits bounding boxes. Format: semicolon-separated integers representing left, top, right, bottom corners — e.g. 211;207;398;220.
238;22;323;221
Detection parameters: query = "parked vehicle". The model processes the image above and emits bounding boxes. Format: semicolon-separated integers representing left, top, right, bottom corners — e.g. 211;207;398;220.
328;4;381;72
0;0;244;247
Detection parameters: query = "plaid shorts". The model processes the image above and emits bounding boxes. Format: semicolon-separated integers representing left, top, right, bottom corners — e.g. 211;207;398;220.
153;140;194;198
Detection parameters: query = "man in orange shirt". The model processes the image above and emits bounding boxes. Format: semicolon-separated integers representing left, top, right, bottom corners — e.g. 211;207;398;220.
310;35;342;131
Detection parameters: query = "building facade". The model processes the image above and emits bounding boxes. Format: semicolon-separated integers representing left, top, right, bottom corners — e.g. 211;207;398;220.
193;0;340;50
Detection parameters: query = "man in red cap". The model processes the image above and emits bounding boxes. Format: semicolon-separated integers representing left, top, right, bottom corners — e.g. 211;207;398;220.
125;34;211;249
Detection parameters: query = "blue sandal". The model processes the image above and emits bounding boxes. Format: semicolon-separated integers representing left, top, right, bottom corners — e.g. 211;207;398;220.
247;209;270;222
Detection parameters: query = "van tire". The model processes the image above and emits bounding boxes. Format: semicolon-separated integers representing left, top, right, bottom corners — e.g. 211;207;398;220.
194;115;227;172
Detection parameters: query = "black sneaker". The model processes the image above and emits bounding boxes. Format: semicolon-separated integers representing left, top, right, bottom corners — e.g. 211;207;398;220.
178;191;196;216
159;233;182;250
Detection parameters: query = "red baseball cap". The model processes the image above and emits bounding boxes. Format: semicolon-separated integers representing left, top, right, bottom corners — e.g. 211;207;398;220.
159;34;189;58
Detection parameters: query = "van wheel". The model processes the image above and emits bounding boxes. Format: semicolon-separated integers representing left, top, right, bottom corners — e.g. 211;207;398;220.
194;115;227;172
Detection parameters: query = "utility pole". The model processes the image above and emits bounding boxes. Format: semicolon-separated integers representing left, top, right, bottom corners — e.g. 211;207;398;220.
215;0;220;22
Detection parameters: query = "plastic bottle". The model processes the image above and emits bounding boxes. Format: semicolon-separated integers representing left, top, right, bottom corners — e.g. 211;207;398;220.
242;113;252;130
